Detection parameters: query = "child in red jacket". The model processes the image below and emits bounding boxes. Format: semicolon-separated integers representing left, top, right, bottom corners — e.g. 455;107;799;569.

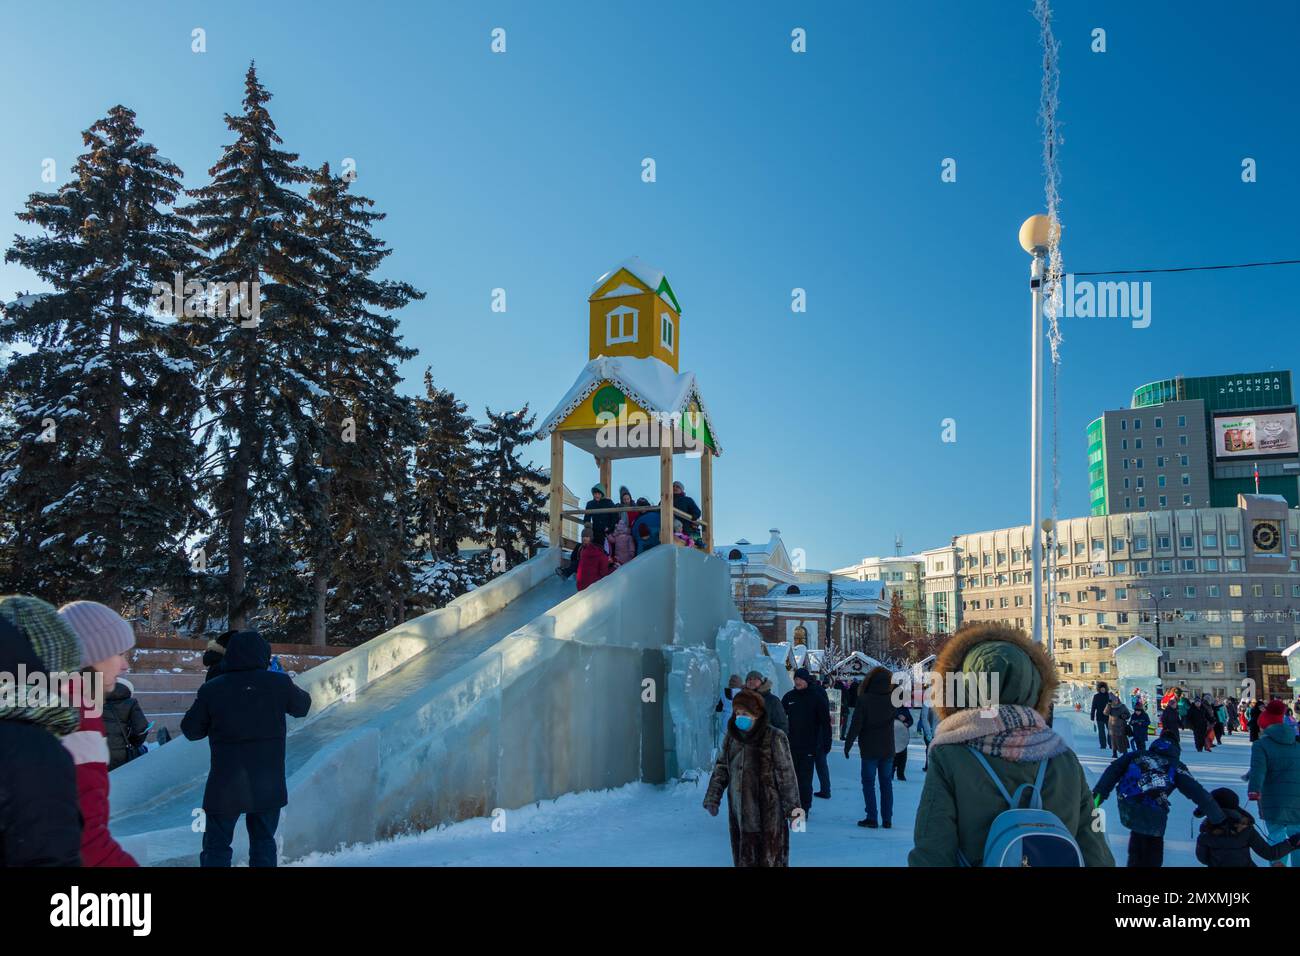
58;601;140;867
575;528;612;591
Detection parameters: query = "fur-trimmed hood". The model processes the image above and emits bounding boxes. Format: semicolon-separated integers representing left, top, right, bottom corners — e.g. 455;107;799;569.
932;622;1058;720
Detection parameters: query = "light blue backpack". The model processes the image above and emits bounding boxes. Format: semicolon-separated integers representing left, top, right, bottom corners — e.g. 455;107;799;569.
957;747;1085;867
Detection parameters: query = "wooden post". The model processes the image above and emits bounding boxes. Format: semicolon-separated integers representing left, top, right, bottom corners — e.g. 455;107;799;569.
599;456;612;500
659;437;673;545
700;448;713;553
549;431;564;551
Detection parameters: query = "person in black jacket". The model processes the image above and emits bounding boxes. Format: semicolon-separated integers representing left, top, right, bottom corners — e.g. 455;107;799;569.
671;481;701;537
1196;788;1300;867
744;671;788;734
1161;690;1183;735
582;484;618;547
182;630;312;867
1128;703;1151;753
780;667;829;817
202;629;237;682
0;599;84;866
812;675;833;799
1188;694;1211;752
102;677;149;770
1089;681;1111;751
843;666;897;828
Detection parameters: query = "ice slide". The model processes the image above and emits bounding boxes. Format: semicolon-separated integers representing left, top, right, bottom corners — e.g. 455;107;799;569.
109;544;738;865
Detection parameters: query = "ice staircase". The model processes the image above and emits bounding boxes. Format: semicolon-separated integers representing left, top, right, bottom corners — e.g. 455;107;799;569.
108;544;737;865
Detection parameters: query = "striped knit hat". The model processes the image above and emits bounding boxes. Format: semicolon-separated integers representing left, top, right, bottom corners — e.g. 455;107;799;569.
58;600;136;666
0;595;82;736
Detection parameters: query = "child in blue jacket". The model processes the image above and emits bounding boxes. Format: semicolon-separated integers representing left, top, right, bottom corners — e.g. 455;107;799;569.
1093;731;1224;867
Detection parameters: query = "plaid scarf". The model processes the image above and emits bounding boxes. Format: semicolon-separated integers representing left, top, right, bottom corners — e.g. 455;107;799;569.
0;595;82;737
930;704;1068;763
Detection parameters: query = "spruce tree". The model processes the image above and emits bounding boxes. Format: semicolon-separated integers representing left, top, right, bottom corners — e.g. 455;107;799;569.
179;63;326;633
0;106;202;609
294;163;422;645
471;405;547;567
412;368;477;560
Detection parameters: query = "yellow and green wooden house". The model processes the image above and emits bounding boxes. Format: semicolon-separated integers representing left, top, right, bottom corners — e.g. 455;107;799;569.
541;257;721;550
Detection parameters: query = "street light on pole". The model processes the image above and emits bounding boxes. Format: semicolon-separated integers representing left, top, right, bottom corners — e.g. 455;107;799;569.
1019;214;1060;647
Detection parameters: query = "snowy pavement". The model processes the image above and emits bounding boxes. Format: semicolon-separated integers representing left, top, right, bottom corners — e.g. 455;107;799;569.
300;717;1259;867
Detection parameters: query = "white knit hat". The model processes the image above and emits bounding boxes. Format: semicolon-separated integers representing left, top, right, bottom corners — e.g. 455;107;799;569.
57;601;136;666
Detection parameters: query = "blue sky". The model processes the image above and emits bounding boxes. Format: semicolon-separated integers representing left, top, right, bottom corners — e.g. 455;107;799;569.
2;1;1298;570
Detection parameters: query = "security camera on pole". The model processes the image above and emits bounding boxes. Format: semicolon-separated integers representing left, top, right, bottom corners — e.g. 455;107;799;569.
1019;214;1061;647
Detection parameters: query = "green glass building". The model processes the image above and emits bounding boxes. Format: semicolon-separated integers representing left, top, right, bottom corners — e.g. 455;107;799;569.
1089;371;1298;515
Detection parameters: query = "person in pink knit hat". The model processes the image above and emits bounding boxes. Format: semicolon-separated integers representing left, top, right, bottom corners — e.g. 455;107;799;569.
57;600;140;867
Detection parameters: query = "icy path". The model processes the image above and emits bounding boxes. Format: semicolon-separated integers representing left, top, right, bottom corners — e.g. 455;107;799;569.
300;722;1258;867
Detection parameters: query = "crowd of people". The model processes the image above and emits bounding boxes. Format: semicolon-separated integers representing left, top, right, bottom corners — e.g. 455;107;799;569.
0;594;311;867
703;621;1300;869
561;480;703;591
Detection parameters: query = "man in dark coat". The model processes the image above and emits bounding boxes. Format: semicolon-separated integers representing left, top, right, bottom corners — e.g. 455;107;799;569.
744;671;788;734
671;480;701;537
1089;681;1111;751
582;484;618;547
0;607;83;866
843;666;898;827
780;667;829;816
182;630;312;867
812;676;833;799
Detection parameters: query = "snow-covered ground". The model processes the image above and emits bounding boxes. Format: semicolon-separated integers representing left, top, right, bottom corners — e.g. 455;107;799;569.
299;716;1259;867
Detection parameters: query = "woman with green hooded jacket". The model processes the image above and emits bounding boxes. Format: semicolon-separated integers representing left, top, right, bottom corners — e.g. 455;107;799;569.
908;623;1114;867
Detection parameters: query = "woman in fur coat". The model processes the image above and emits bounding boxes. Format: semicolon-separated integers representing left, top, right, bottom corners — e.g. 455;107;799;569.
703;689;801;867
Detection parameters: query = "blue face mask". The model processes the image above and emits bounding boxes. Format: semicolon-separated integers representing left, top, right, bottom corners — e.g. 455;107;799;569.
734;715;754;732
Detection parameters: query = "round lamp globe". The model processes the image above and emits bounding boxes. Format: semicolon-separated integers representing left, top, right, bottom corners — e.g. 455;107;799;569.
1018;214;1061;254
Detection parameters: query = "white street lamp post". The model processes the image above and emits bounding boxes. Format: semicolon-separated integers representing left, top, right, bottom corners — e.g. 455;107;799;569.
1020;214;1058;647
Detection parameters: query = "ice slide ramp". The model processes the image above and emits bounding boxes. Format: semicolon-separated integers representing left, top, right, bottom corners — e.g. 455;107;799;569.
109;545;737;865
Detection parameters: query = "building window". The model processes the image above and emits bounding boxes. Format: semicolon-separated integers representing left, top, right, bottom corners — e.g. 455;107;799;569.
659;313;674;352
1154;417;1163;428
1177;415;1186;427
1207;586;1220;598
1180;534;1193;549
1156;436;1164;448
1137;497;1146;508
1183;494;1191;505
1203;533;1218;548
1185;585;1196;598
1227;533;1241;548
1134;419;1142;429
1158;476;1167;488
605;305;638;345
1135;439;1143;450
1158;496;1167;508
1179;435;1188;446
1227;558;1242;571
1229;584;1242;597
1181;559;1196;572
